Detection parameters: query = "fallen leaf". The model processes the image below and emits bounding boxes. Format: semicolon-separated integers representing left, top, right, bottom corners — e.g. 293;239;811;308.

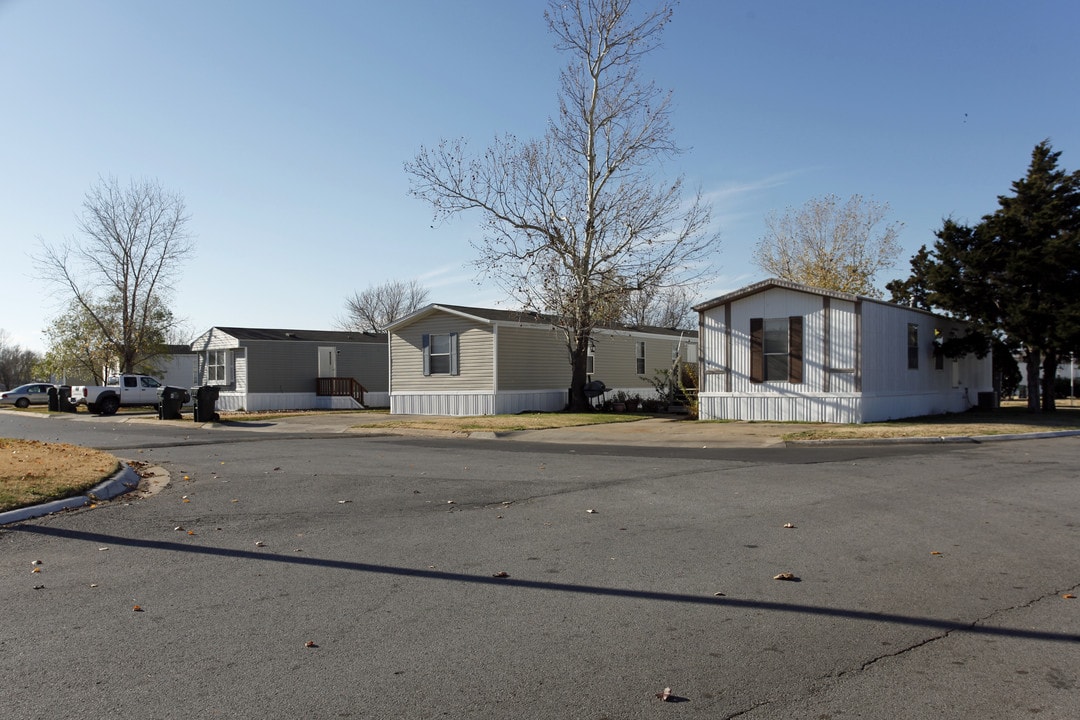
31;560;42;565
338;500;352;504
33;585;45;590
773;573;796;581
492;571;509;578
930;551;942;556
183;476;190;481
304;640;317;648
714;592;726;596
447;500;456;504
586;509;597;514
90;584;98;588
187;530;195;536
98;547;109;551
132;605;143;612
255;541;266;547
31;567;41;574
656;687;673;701
783;523;796;528
273;467;281;471
1064;594;1076;599
174;526;184;531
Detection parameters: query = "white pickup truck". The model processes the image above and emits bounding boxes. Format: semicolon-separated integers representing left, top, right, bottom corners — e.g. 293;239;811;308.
69;374;165;415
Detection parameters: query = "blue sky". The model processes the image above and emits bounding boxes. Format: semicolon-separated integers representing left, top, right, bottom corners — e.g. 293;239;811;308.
2;0;1077;353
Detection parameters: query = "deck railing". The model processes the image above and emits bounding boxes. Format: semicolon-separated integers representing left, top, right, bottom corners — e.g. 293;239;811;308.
316;377;366;405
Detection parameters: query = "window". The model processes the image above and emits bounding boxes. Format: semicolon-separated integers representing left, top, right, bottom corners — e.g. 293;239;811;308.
140;376;161;388
586;339;595;376
907;323;919;370
208;350;228;382
123;376;138;388
636;341;646;375
423;333;459;376
750;317;803;384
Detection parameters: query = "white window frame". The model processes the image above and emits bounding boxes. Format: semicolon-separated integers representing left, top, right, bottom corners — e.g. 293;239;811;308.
636;341;646;375
207;349;228;383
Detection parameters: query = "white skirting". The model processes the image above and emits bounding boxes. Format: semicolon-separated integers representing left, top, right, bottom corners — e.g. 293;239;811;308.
391;389;568;416
698;389;975;424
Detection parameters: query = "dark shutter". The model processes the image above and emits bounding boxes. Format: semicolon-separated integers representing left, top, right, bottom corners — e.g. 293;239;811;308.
788;316;803;384
750;318;764;384
422;334;431;376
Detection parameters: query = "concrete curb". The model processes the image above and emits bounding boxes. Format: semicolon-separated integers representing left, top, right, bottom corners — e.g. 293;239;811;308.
0;462;142;526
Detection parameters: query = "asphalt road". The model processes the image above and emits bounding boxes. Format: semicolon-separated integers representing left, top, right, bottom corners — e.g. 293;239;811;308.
1;413;1078;719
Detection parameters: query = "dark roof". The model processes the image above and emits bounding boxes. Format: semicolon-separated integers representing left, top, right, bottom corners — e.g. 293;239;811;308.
209;327;387;344
398;304;696;338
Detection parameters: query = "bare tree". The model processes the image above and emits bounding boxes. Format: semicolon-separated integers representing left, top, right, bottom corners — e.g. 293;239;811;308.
623;284;696;329
337;279;430;332
752;194;902;297
406;0;719;410
37;177;194;373
0;330;41;389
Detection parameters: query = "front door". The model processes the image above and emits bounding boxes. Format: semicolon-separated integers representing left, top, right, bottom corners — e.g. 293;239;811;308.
318;347;337;378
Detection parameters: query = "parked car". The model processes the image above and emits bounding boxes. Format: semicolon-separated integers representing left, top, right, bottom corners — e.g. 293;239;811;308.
0;383;57;408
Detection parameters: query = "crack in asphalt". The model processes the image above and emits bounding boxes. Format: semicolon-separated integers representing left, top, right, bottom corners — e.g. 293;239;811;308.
719;580;1080;719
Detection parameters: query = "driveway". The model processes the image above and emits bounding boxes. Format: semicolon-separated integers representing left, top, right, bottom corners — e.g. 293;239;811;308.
1;415;1078;719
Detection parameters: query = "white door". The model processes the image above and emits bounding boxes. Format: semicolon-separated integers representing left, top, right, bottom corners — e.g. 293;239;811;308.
318;347;337;378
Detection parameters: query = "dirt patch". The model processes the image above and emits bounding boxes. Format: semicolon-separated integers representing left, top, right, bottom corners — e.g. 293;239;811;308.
0;438;120;512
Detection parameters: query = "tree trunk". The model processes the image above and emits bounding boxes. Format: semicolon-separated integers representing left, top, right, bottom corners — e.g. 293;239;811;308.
1041;352;1058;412
1024;351;1041;413
567;331;593;412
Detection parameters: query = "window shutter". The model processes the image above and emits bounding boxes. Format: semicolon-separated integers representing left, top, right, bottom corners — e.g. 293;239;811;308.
422;334;431;376
788;316;803;384
449;332;459;376
750;318;764;384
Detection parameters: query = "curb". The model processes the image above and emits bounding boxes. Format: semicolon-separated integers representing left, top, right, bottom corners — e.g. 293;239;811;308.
0;463;142;526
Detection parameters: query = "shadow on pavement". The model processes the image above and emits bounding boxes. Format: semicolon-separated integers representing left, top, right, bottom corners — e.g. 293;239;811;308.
14;524;1080;645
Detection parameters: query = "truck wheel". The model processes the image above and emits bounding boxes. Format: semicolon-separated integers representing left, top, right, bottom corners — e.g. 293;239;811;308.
99;397;120;416
86;403;98;414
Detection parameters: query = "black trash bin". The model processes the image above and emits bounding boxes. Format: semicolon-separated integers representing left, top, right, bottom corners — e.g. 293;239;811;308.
57;386;75;413
193;385;220;423
48;386;59;412
157;386;190;420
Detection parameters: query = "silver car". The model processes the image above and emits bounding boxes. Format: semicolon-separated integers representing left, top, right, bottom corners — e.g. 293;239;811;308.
0;383;57;408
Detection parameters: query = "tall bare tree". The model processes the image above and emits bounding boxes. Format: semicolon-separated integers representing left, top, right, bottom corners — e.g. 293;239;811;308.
406;0;719;410
623;284;696;329
38;177;194;374
752;193;902;297
337;279;430;332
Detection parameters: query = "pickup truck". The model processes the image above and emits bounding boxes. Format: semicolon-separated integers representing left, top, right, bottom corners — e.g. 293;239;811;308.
69;374;166;415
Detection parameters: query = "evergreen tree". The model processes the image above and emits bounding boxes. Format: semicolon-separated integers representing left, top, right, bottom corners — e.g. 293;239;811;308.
889;140;1080;411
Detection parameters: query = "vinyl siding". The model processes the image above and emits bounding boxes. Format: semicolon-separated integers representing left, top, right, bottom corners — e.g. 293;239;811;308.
496;325;571;391
390;314;494;392
590;332;689;390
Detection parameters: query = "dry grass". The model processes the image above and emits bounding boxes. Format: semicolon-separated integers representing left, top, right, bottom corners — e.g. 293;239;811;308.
0;439;120;512
781;404;1080;441
354;412;644;433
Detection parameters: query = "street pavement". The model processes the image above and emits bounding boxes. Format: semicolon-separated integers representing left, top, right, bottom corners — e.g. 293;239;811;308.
1;410;1078;719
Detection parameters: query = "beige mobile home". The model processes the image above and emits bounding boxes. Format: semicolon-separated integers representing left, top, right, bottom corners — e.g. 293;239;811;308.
694;279;993;423
386;304;697;416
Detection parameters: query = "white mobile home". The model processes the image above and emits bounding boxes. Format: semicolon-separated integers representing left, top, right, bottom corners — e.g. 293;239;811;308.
694;279;993;423
386;304;697;416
